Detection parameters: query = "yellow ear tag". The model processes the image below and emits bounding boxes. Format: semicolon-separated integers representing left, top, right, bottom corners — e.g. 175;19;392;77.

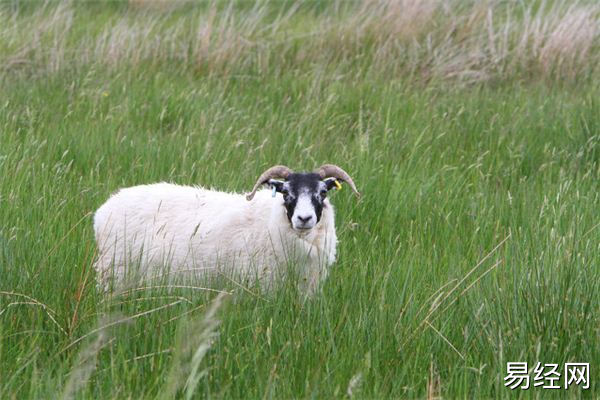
334;180;342;190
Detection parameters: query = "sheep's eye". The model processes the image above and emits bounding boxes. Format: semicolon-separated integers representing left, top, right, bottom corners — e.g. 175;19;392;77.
281;189;289;196
320;189;327;197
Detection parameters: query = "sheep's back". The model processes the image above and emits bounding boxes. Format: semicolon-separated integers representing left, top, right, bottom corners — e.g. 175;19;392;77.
93;183;259;279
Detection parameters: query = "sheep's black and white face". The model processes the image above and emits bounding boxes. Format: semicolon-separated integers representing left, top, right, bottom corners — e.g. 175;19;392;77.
269;173;338;231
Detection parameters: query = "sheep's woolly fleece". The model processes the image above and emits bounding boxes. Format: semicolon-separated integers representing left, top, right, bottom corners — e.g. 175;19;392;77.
93;183;337;293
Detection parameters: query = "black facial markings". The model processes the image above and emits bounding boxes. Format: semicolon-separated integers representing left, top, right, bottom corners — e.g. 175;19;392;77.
283;191;297;221
277;173;327;223
311;195;324;222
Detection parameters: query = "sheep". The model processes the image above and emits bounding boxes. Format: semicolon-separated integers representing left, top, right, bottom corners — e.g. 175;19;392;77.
93;164;360;294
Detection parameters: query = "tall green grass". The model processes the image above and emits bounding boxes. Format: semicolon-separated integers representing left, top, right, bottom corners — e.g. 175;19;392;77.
1;1;599;398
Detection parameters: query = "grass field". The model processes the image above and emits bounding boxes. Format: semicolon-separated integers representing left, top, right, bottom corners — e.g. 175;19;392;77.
1;1;599;398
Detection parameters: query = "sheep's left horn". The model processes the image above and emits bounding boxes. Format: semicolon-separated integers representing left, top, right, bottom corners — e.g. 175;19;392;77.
246;165;293;201
315;164;360;198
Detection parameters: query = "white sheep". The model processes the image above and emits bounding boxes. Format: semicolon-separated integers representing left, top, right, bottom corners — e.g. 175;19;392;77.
93;164;359;293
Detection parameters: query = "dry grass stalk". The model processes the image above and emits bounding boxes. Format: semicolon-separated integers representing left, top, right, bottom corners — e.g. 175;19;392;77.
1;0;598;83
163;292;228;399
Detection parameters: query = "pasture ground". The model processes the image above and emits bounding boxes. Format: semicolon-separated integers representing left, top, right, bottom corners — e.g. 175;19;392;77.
1;1;599;398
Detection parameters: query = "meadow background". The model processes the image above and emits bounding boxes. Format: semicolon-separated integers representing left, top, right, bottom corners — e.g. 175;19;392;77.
1;0;599;398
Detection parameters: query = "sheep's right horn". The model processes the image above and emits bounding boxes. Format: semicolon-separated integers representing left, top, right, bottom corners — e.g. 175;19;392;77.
246;165;293;201
315;164;360;198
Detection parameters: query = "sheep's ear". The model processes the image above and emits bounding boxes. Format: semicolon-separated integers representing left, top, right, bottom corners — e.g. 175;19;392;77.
267;179;286;192
324;178;340;191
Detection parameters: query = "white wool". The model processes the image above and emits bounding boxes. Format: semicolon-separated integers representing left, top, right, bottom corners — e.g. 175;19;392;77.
93;183;337;293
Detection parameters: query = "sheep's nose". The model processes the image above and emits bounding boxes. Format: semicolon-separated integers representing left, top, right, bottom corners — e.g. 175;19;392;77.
297;215;312;224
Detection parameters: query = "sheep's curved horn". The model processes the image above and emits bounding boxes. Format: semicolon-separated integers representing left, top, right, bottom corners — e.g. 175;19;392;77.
246;165;293;201
315;164;360;198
